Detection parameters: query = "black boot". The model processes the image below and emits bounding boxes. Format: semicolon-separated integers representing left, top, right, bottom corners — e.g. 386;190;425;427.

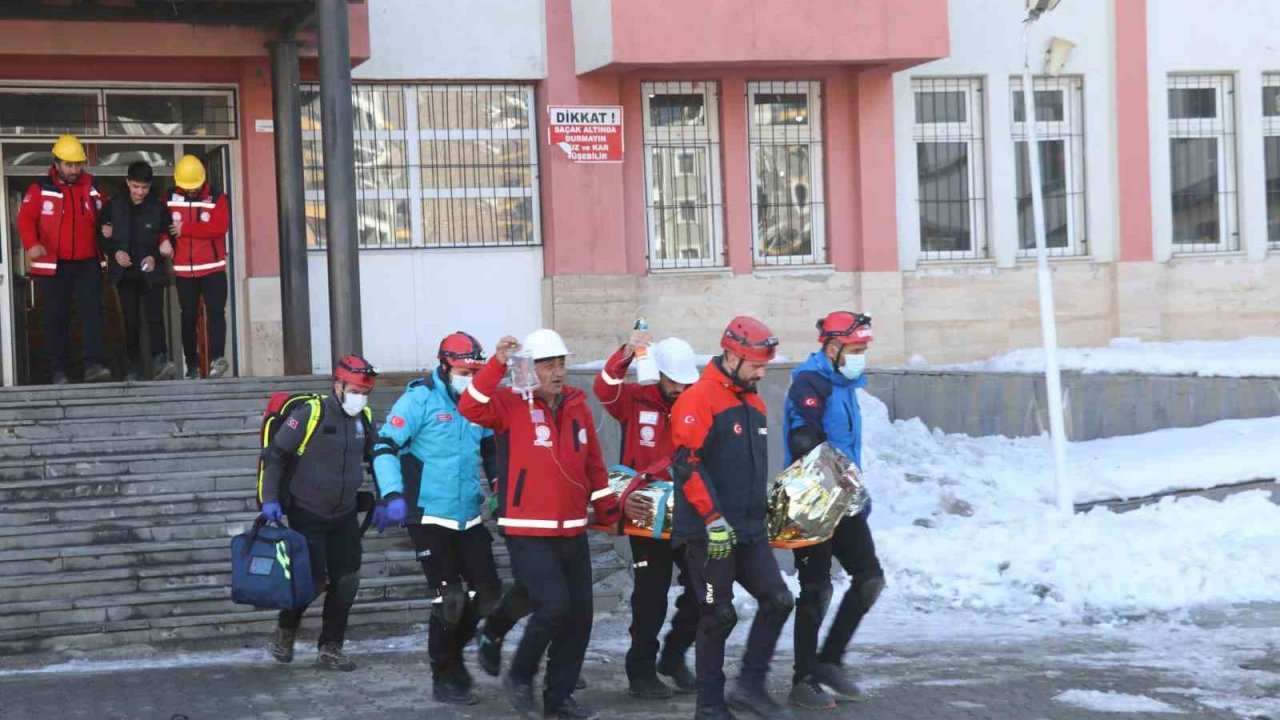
658;653;696;694
544;696;600;720
433;666;478;706
446;657;475;693
727;678;795;720
477;631;503;677
628;672;675;700
694;705;739;720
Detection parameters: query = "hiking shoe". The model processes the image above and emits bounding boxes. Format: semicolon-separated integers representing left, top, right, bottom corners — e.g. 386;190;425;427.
503;672;539;720
152;355;177;381
813;663;861;701
628;673;675;700
316;641;357;671
544;696;600;720
433;671;478;705
268;627;296;664
445;657;475;692
658;654;696;694
51;371;68;386
209;356;230;379
787;678;836;711
184;363;200;380
84;363;111;383
727;679;794;720
694;705;739;720
477;632;503;677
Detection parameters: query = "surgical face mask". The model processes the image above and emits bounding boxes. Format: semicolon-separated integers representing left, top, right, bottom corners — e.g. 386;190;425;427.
839;353;867;380
341;391;369;417
449;374;473;395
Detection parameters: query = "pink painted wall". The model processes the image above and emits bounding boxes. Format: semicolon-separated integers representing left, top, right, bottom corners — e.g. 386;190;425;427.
1114;0;1154;262
603;0;949;69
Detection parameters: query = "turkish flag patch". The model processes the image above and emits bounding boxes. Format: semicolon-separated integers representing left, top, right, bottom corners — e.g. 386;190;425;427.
437;413;454;423
286;417;299;430
803;397;818;408
390;416;406;428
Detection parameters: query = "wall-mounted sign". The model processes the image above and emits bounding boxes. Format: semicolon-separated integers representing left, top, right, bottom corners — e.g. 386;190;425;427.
547;106;623;163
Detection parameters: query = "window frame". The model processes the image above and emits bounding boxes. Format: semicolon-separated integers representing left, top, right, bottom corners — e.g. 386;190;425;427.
1010;75;1087;258
746;79;826;266
641;80;725;271
911;77;989;262
1166;73;1238;254
1262;73;1280;249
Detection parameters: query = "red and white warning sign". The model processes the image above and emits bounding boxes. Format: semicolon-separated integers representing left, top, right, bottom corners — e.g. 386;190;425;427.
547;105;623;163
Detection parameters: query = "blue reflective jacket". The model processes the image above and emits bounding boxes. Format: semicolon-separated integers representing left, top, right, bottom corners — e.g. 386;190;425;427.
372;369;492;530
782;351;867;481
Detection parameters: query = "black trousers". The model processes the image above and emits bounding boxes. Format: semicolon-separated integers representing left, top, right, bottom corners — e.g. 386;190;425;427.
39;259;104;373
792;513;883;681
685;539;793;708
115;276;167;364
626;535;698;680
505;534;593;710
407;523;503;671
278;506;363;646
175;271;227;365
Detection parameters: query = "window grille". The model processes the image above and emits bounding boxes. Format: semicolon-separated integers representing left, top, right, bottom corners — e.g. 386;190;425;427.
642;81;724;270
912;78;988;261
1262;74;1280;249
1167;74;1237;253
747;80;825;266
302;83;540;250
1011;76;1087;257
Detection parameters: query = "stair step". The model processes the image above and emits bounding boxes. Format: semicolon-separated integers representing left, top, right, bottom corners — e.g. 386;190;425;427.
0;413;258;443
0;447;260;481
0;469;256;504
0;428;259;461
0;377;330;405
0;489;261;527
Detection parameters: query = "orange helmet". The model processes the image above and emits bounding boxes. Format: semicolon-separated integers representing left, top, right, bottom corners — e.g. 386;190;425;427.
720;316;778;363
333;354;378;392
438;331;485;370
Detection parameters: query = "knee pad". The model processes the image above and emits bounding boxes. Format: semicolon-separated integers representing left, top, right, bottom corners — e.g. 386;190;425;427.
473;586;502;618
758;590;795;623
433;582;468;626
331;573;361;606
797;582;833;623
701;602;737;642
857;574;885;613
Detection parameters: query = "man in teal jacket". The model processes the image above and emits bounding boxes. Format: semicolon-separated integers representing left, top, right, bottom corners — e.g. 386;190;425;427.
372;332;503;705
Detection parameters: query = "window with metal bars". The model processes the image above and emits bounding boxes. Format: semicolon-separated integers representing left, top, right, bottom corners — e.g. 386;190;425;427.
1167;74;1237;253
912;78;988;261
1011;76;1087;257
642;81;724;270
747;80;825;266
301;83;540;250
1262;74;1280;249
0;86;237;138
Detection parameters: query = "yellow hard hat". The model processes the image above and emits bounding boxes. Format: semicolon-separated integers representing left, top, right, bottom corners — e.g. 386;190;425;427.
174;154;206;191
51;134;86;163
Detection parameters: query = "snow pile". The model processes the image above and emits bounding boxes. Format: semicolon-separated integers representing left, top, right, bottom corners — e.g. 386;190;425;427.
1053;690;1185;714
859;390;1280;619
920;336;1280;377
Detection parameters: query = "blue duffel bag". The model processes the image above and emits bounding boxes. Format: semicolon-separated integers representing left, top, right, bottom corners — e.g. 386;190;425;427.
231;518;316;610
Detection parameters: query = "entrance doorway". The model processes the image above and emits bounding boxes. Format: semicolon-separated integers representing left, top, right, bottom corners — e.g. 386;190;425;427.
0;85;239;385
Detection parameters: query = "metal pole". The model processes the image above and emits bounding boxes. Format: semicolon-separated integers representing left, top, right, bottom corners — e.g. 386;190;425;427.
1022;20;1072;513
316;0;362;359
269;39;313;375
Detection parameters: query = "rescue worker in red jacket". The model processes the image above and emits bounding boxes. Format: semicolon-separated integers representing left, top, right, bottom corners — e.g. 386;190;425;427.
458;328;619;720
17;134;111;384
593;328;700;698
166;154;231;380
671;316;795;720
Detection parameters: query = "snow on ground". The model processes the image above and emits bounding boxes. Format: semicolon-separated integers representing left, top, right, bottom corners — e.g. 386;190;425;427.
1054;689;1185;713
909;336;1280;377
857;390;1280;619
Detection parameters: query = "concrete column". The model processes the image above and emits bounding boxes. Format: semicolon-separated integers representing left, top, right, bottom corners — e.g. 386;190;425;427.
269;39;312;375
317;0;362;358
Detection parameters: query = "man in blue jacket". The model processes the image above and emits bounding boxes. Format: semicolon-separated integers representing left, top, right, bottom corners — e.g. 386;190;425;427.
780;311;886;711
372;332;503;705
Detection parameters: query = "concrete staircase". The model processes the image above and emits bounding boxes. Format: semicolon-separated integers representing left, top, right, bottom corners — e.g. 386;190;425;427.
0;377;626;658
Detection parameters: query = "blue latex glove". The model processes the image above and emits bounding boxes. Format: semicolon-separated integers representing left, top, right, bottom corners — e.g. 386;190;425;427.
260;502;283;523
375;497;408;533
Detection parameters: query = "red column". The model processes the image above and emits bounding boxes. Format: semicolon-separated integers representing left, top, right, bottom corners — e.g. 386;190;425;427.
1115;0;1154;262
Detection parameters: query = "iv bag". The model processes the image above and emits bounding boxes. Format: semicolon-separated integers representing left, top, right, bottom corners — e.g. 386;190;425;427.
508;350;540;395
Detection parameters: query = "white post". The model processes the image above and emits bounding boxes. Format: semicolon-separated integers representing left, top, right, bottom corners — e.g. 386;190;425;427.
1021;20;1073;514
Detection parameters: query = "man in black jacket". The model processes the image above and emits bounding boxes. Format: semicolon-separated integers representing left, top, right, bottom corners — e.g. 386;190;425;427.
99;161;175;381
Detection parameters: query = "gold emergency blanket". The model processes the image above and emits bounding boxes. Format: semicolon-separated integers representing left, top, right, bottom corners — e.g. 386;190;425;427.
607;466;675;537
768;443;868;546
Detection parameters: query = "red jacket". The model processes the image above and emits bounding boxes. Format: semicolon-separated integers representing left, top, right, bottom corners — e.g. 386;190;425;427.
670;358;771;544
592;346;677;506
17;168;104;276
167;183;229;278
459;356;619;537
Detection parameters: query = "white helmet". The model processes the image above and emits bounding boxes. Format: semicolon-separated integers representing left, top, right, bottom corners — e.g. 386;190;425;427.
523;328;571;361
652;337;699;385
